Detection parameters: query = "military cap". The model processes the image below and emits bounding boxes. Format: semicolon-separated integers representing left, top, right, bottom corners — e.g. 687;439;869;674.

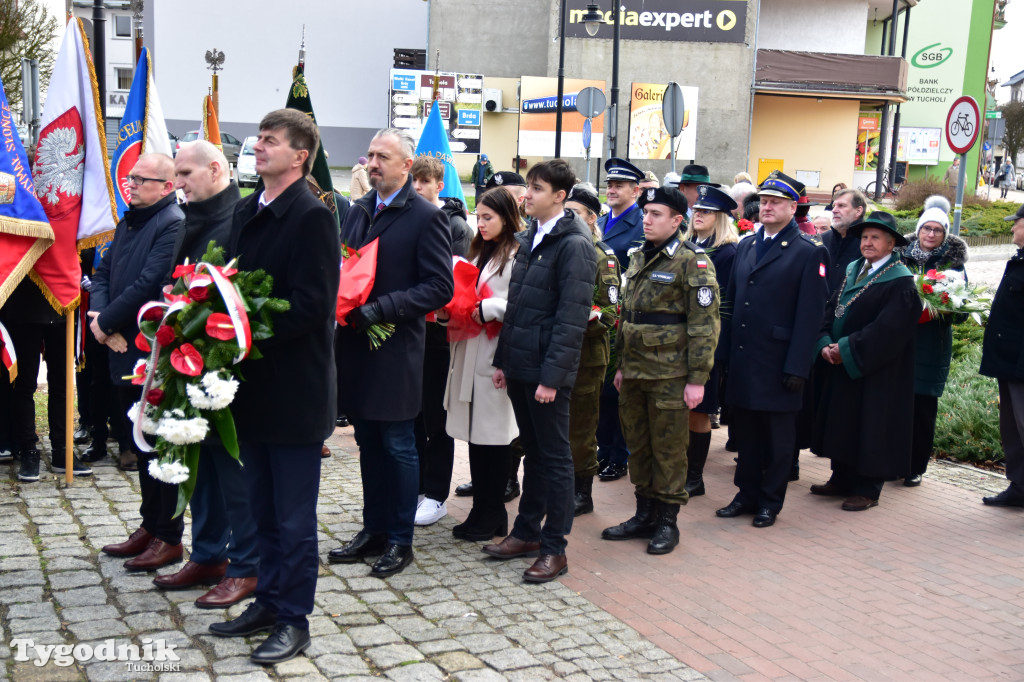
567;185;602;216
486;171;527;189
604;157;644;183
1004;204;1024;222
638;185;688;215
678;164;712;184
756;170;803;201
692;184;738;214
851;210;908;247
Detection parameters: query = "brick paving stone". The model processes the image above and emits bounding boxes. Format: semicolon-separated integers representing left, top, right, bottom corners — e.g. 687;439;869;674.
310;653;370;676
364;643;425;668
382;662;445;681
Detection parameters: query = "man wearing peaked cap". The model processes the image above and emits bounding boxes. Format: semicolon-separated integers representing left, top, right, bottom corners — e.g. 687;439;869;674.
755;170;803;201
677;163;719;220
595;157;645;483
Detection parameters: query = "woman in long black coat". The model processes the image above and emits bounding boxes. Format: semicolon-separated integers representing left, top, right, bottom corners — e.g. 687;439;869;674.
811;212;921;511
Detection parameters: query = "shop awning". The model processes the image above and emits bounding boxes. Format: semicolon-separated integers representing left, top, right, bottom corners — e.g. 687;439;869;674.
754;50;908;103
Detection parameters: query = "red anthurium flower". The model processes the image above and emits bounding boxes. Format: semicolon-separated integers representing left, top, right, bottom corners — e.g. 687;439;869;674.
205;313;236;341
155;325;176;346
135;332;151;352
170;343;204;376
922;284;934;294
145;388;164;406
173;263;196;279
128;359;147;385
190;285;210;302
142;307;164;322
216;265;238;278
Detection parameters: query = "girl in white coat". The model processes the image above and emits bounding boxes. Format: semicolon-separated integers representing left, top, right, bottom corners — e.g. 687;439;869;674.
445;187;524;541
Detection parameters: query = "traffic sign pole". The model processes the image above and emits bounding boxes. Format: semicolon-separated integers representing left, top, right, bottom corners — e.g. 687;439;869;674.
945;96;980;236
953;153;966;236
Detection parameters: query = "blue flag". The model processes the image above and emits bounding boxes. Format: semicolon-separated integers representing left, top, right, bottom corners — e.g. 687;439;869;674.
415;101;466;205
0;77;55;310
110;47;155;219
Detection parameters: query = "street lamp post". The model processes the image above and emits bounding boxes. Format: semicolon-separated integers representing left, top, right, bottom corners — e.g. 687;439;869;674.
582;2;621;159
555;0;568;157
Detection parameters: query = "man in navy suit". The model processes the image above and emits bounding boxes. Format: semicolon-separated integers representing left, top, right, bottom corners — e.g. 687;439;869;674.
595;158;644;482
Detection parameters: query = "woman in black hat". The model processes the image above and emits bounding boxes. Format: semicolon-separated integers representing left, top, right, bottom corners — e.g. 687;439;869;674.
811;211;920;511
680;184;739;497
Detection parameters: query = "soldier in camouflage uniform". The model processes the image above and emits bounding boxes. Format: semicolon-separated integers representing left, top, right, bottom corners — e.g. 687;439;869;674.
601;186;720;555
565;186;621;516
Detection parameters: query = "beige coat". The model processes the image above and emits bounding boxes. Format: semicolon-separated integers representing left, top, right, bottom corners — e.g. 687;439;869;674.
444;252;518;445
350;164;371;200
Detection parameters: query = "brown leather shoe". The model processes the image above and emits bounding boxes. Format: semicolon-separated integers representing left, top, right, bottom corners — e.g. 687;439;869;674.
102;527;153;557
124;540;183;572
809;481;849;497
195;576;258;609
153;560;228;590
523;554;568;583
119;449;138;472
481;535;541;560
321;444;331;458
841;495;879;512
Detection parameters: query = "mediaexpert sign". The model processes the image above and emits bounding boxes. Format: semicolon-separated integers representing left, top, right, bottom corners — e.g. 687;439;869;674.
389;68;483;154
565;0;746;43
628;83;698;160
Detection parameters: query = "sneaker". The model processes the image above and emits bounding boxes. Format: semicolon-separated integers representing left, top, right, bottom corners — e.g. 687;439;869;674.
0;446;12;463
414;498;447;526
51;453;93;477
17;448;40;482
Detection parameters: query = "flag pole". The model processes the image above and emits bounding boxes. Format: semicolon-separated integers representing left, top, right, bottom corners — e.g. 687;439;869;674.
65;309;74;484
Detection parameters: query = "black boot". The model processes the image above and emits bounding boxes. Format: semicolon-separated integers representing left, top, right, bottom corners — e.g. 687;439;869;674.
647;501;680;555
601;493;657;540
17;447;40;483
685;431;711;497
573;476;594;516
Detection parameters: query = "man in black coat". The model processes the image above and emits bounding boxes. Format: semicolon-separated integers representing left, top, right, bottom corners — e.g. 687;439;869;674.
151;141;259;610
981;205;1024;507
207;110;340;665
484;159;598;583
90;153;184;567
820;189;867;294
327;129;454;577
716;172;828;528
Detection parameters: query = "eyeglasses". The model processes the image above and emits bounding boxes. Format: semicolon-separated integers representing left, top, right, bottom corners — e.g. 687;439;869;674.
692;208;716;216
919;225;945;235
126;175;166;186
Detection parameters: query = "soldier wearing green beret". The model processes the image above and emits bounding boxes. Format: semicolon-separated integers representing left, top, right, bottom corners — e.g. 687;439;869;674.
601;186;720;555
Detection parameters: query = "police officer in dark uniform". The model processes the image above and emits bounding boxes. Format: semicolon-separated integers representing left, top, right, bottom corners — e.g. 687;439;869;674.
602;186;720;555
595;158;645;482
716;172;828;528
564;186;621;516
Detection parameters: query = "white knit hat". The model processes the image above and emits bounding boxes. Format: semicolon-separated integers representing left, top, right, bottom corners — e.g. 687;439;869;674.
916;207;949;233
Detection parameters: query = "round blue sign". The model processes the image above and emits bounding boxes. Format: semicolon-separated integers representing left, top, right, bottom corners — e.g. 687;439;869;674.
582;118;592;150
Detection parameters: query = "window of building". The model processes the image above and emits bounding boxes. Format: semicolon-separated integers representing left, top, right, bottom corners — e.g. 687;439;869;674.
115;67;133;91
114;15;132;38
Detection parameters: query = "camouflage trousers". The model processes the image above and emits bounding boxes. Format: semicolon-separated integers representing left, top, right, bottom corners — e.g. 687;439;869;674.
569;362;606;478
618;377;690;504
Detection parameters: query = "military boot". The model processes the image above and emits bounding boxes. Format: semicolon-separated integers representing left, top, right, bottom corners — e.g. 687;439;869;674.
647;501;680;555
685;431;712;497
601;493;657;540
573;476;594;516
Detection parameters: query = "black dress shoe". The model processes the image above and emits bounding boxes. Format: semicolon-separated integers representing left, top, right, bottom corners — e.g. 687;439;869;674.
328;530;387;564
982;487;1024;507
716;500;755;518
79;443;108;463
454;481;474;497
371;544;413;578
903;474;923;487
250;623;311;665
73;426;90;444
503;478;521;502
752;508;778;528
335;415;350;428
598;462;628;481
209;601;277;637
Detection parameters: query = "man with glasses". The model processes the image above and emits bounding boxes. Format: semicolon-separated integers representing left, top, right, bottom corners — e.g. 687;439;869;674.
91;153;186;572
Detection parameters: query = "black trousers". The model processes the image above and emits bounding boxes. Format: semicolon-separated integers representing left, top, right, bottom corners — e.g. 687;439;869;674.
732;407;797;513
829;462;885;500
597;380;630;465
467;442;512;527
115;385;184;545
910;393;938;476
84;331;119;446
7;321;65;452
417;343;454;502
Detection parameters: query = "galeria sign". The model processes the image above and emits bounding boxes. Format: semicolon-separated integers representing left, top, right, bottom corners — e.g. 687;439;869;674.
565;0;747;43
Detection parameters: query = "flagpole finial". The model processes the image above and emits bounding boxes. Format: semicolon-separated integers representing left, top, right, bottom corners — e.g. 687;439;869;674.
298;25;306;68
204;48;225;73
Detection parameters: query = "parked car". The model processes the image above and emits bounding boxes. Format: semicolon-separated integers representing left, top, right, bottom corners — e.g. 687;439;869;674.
168;131;179;156
236;136;259;188
176;130;242;164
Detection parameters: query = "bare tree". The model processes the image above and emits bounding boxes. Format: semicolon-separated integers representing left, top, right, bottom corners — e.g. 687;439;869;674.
1002;101;1024;168
0;0;59;116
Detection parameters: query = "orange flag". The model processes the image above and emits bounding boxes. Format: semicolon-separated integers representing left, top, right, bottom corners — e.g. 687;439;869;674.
202;95;222;152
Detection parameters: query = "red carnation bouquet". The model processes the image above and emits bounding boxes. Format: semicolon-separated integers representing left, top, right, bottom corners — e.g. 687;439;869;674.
337;238;395;350
443;258;502;343
914;268;991;325
127;242;290;517
736;218;755;234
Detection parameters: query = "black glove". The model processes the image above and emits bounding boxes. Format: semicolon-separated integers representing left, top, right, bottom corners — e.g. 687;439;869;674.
782;374;805;393
347;301;383;333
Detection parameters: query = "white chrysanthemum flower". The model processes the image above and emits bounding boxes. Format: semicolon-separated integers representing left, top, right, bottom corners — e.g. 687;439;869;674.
127;401;160;434
147;459;163;480
148;459;192;485
200;372;238;410
186;383;216;410
156;415;209;445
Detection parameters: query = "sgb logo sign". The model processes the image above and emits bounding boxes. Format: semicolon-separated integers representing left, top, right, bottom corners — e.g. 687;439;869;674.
912;43;953;69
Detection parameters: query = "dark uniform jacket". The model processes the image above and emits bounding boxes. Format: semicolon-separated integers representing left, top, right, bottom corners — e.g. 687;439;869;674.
617;231;719;384
227;177;340;443
578;236;620;371
598;203;644;269
169;182;240;278
980;249;1024;382
91;193;183;385
337;177;454;421
722;220;828;412
814;257;919;479
694;237;737;363
494;209;597;389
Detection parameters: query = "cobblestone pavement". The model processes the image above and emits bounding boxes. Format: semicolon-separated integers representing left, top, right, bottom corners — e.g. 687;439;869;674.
0;429;704;682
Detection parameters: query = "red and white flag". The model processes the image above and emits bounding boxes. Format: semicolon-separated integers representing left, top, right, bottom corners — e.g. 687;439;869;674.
30;18;117;313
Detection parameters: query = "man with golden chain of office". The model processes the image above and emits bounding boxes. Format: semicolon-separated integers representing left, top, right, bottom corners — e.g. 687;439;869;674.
602;186;720;555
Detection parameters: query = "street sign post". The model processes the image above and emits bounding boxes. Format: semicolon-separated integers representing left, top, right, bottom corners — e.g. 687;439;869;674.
576;86;606;183
662;82;685;174
582;118;593;182
945;96;980;235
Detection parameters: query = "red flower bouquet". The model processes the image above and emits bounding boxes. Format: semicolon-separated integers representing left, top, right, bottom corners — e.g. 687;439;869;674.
337;238;395;349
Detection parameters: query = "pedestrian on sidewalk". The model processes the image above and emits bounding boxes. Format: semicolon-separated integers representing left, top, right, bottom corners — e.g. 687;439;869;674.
350;156;371;201
472;153;495;208
486;159;597;582
997;160;1015;200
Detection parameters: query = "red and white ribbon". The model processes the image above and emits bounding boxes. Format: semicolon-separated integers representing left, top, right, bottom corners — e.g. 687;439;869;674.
194;262;251;363
0;321;17;383
132;299;188;453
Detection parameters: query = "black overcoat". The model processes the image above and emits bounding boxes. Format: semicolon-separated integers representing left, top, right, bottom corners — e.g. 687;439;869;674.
227;177;340;443
820;223;862;294
980;250;1024;382
722;221;828;412
337;177;454;421
813;257;919;479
